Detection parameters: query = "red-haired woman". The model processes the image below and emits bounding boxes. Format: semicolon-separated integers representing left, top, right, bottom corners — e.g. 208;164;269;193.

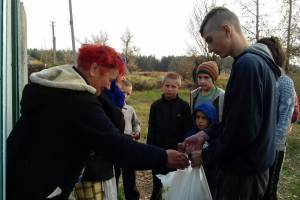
7;44;189;200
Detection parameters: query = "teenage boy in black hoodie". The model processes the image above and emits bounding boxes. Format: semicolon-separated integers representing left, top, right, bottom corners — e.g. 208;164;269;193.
147;72;193;200
184;7;281;200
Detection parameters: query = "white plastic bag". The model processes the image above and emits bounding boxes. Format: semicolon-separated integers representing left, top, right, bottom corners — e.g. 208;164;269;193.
157;166;213;200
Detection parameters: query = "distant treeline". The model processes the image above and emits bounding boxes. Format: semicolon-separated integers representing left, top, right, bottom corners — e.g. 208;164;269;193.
28;49;235;79
27;48;299;80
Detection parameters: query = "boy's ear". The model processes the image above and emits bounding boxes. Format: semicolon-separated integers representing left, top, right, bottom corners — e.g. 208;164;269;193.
224;24;233;38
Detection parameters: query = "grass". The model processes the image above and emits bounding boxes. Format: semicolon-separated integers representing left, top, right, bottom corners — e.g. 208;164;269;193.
124;86;300;199
117;185;126;200
278;124;300;199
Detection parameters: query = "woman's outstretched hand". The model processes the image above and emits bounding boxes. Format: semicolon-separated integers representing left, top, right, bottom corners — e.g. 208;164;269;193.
165;149;189;169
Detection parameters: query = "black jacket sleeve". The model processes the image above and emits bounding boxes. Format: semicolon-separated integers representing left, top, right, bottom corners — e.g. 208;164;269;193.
146;103;156;145
76;104;167;170
182;102;194;136
98;92;125;133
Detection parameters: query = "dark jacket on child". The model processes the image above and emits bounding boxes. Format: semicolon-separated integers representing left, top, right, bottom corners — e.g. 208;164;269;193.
147;95;193;151
147;94;193;200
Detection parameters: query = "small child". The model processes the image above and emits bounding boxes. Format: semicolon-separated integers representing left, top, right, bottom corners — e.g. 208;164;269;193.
121;79;141;140
147;72;193;200
185;101;217;139
117;79;141;200
186;101;218;196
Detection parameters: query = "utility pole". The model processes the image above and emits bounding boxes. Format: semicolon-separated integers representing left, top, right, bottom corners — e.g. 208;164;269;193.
51;21;56;64
68;0;76;65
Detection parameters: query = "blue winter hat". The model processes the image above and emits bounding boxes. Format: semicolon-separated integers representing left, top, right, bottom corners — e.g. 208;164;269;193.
194;101;217;126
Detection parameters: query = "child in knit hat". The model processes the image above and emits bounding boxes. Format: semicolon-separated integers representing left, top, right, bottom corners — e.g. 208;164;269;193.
190;61;225;123
185;101;217;139
185;101;218;195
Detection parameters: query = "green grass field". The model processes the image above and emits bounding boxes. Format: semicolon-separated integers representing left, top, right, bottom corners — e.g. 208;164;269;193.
278;124;300;199
126;88;300;199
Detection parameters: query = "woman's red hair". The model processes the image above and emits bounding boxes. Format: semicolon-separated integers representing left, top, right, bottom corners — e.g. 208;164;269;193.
77;44;125;75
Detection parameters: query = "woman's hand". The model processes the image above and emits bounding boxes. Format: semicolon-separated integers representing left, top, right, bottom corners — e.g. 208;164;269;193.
165;149;189;169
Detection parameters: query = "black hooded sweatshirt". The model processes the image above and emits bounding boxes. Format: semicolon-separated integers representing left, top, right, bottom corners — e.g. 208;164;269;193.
203;43;281;175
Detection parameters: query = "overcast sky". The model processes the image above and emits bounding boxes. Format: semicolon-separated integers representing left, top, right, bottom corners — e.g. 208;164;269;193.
22;0;281;58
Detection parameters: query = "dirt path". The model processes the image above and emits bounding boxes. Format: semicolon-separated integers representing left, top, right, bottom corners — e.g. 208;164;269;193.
136;170;153;200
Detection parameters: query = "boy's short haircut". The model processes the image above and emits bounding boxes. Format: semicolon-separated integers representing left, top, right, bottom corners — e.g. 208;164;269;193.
122;79;132;88
162;72;182;87
200;7;241;36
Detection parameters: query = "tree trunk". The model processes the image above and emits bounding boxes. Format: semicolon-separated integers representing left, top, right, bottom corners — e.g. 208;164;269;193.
286;0;292;73
256;0;259;41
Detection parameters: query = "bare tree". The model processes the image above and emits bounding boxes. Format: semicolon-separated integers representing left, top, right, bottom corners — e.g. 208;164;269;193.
286;0;293;72
76;31;109;45
238;0;260;42
279;0;300;72
121;28;140;72
186;0;217;59
186;0;224;80
121;28;133;61
255;0;259;41
90;31;109;45
236;0;273;43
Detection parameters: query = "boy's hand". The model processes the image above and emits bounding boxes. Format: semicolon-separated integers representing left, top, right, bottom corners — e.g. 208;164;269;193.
183;131;209;154
191;150;203;168
132;132;140;140
165;149;189;169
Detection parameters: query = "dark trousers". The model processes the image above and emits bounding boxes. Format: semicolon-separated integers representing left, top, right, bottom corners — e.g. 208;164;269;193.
203;163;218;196
115;167;139;200
214;169;269;200
262;150;285;200
150;171;162;200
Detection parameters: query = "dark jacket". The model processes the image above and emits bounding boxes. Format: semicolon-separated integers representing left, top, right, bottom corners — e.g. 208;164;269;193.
6;65;167;200
147;95;193;150
203;43;281;175
81;92;125;182
100;91;125;132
